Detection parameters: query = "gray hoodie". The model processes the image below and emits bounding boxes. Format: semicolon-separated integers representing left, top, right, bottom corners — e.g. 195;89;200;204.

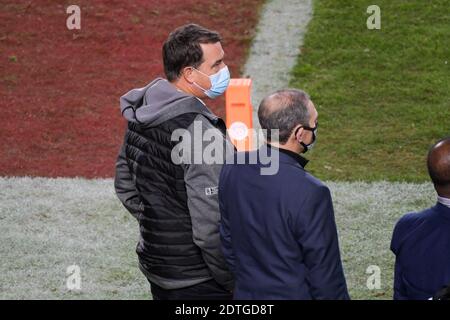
115;78;235;291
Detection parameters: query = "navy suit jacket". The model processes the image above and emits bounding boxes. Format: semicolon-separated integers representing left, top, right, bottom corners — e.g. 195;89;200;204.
219;144;349;299
391;202;450;300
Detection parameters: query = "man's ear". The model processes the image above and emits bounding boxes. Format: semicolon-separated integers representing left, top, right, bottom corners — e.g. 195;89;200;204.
294;125;304;142
181;67;195;84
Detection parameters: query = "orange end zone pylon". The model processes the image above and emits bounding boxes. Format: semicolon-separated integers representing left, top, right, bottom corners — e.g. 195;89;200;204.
225;78;254;151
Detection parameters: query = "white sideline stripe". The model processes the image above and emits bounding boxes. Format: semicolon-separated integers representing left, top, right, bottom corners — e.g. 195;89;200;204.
242;0;313;131
0;177;436;211
0;177;437;299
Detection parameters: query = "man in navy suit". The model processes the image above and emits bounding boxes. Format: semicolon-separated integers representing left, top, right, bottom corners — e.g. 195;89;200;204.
391;137;450;300
219;89;349;299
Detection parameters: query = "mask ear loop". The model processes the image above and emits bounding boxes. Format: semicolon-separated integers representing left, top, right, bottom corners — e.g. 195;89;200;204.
192;81;208;92
192;67;209;78
190;67;211;93
295;124;316;153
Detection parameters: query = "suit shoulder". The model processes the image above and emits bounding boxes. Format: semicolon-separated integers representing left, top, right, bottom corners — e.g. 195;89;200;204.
395;207;433;228
391;208;433;252
394;211;423;235
286;170;330;202
302;171;329;192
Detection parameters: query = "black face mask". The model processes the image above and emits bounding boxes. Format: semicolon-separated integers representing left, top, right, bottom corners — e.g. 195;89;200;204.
294;122;318;153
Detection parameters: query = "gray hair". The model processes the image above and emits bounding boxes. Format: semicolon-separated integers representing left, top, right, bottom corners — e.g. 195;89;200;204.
258;89;311;144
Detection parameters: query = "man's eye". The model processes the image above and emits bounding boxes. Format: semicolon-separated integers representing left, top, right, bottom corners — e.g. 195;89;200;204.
213;61;223;69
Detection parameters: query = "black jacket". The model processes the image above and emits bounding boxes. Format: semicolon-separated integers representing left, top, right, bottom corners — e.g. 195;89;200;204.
115;78;235;290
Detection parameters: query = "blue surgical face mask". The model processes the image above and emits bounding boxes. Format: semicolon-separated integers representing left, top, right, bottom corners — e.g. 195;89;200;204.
193;66;231;99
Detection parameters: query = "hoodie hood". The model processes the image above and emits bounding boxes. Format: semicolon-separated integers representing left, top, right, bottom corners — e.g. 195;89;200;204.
120;78;219;126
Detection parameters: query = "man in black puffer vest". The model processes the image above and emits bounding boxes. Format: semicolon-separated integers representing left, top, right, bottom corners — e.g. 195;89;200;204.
114;24;235;299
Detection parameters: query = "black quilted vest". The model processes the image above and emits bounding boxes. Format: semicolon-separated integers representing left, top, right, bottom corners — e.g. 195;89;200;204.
124;112;215;281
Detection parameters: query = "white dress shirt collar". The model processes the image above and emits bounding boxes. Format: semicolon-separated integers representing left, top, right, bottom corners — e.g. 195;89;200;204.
437;196;450;208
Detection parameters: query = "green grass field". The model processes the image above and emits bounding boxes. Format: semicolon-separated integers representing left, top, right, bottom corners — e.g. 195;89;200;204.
291;0;449;182
1;0;448;301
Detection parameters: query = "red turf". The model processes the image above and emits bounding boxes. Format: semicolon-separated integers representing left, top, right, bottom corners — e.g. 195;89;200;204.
0;0;264;178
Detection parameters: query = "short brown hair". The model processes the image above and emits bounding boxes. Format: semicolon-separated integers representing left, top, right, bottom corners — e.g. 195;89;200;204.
162;24;221;81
